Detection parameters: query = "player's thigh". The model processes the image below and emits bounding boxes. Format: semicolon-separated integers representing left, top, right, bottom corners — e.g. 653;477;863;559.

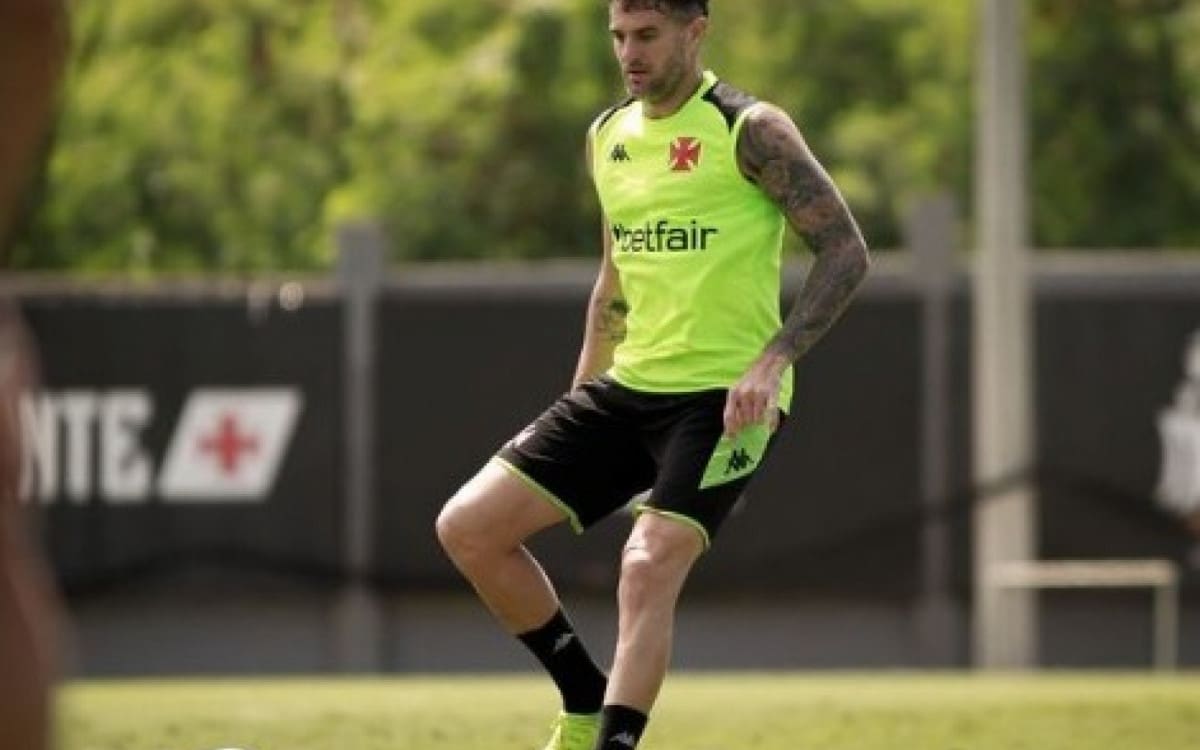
645;395;785;546
438;460;567;550
497;378;656;531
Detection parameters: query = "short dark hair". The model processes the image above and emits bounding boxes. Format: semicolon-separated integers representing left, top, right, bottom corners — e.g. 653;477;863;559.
611;1;709;19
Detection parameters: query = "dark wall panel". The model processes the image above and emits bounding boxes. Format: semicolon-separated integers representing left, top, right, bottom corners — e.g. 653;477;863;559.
21;296;344;590
17;277;1200;601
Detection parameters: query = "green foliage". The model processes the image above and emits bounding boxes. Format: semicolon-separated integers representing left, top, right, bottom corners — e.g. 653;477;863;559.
1029;0;1200;248
15;0;354;272
9;0;1200;271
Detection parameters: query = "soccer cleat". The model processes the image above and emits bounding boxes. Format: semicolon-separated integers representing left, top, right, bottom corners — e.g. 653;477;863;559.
540;710;600;750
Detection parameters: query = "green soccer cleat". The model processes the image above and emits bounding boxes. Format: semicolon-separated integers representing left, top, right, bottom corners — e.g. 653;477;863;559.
540;710;600;750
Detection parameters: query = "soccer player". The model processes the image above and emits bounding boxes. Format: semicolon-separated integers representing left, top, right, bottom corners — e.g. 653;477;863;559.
436;2;870;748
0;1;67;749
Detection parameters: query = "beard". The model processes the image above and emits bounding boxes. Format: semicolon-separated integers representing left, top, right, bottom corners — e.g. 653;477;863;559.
629;52;687;104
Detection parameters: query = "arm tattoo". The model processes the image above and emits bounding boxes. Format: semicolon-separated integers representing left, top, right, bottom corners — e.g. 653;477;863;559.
739;105;870;363
594;295;628;344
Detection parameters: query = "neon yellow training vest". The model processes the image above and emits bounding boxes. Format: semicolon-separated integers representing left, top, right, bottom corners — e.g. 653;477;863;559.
589;70;793;410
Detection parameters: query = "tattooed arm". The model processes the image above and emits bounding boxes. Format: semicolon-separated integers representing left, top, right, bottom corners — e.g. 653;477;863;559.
723;102;870;435
572;217;627;389
572;135;628;388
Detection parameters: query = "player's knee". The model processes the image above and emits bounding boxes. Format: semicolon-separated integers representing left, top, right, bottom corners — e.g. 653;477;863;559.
434;499;481;565
619;546;658;589
618;543;684;606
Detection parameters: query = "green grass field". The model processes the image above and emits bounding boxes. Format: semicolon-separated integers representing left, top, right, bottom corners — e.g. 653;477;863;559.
60;672;1200;750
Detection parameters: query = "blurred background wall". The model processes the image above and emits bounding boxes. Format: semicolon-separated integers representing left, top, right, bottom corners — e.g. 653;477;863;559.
10;247;1200;674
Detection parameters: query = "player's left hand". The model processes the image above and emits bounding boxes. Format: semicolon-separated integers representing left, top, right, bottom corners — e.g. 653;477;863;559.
723;353;787;437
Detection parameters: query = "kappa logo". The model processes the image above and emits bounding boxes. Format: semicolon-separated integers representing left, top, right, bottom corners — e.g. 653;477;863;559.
668;136;701;171
610;143;631;163
19;387;303;505
725;447;753;475
608;732;638;748
551;632;575;654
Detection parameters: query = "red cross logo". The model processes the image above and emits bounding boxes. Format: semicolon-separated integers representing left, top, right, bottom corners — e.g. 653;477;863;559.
199;413;259;475
669;137;702;172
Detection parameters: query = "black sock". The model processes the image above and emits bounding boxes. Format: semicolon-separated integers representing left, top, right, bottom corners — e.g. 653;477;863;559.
517;609;607;714
595;704;648;749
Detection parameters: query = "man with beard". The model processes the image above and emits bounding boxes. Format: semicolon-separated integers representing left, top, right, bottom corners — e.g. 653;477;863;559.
437;2;871;748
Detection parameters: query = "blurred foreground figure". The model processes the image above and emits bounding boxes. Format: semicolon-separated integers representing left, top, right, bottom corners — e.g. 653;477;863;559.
0;0;67;247
0;307;58;750
1;1;67;748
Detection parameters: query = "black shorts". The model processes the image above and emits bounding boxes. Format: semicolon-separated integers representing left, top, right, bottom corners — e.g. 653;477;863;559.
494;375;784;547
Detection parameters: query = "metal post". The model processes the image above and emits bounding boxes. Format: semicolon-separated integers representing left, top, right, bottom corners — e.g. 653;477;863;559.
333;222;385;672
909;195;959;667
972;0;1037;669
1154;576;1178;671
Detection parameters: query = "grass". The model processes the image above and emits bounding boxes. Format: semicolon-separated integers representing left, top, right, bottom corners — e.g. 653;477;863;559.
59;671;1200;750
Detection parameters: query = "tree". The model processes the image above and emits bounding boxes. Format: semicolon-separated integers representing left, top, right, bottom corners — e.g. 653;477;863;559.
7;0;1199;271
1029;0;1200;248
12;0;352;272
